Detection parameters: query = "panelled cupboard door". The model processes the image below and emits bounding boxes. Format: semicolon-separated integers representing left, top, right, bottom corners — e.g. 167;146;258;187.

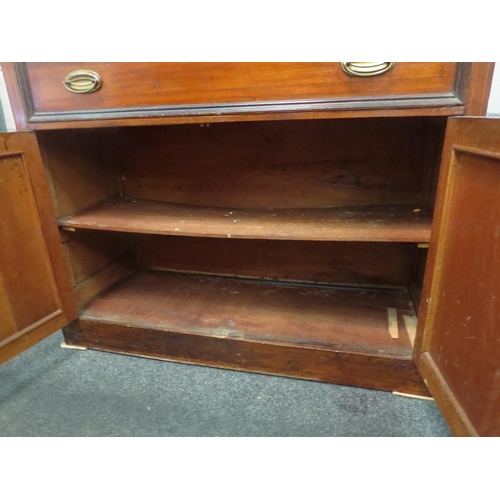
416;117;500;436
0;133;76;364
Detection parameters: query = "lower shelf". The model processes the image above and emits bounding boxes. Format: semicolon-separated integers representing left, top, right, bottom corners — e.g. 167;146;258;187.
64;270;429;395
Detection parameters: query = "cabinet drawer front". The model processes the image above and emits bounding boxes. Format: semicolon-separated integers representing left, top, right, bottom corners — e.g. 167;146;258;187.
19;62;461;123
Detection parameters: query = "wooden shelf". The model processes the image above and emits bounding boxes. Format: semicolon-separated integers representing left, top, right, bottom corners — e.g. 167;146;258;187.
59;199;432;242
65;270;428;394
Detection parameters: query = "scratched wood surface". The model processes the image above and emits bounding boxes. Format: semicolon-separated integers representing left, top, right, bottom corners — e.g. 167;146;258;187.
59;199;432;243
80;270;416;357
417;118;500;436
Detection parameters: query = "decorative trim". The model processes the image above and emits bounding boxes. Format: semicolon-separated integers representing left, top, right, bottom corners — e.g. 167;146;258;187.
454;144;500;162
25;94;465;124
0;309;63;349
453;62;472;105
13;63;35;123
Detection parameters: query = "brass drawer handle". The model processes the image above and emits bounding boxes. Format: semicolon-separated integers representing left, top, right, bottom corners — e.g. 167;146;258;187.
341;62;396;77
63;70;102;93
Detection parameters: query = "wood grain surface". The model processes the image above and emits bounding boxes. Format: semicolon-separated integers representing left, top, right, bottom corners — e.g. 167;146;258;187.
135;236;413;288
59;199;432;242
3;63;493;130
81;270;417;357
0;133;75;362
65;319;429;395
26;62;457;112
417;117;500;436
120;118;430;210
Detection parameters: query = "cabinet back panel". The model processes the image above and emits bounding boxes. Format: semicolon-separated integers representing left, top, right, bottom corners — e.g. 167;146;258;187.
120;119;429;209
135;235;412;288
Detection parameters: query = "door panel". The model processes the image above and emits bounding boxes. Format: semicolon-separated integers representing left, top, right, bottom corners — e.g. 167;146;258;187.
0;133;76;363
417;118;500;436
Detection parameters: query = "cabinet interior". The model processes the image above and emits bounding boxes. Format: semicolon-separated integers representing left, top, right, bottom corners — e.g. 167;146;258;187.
37;116;447;365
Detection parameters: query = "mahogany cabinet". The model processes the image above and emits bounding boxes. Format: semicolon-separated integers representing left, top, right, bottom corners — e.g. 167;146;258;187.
1;62;498;436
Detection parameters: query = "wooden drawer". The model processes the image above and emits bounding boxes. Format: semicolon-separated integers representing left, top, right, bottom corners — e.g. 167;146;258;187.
14;62;466;125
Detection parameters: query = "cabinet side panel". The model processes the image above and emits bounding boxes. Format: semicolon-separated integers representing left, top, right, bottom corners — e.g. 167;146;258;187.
464;63;495;116
64;231;130;286
36;129;120;218
61;230;134;310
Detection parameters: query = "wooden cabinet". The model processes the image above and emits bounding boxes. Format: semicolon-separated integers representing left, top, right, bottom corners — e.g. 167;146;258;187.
1;62;498;436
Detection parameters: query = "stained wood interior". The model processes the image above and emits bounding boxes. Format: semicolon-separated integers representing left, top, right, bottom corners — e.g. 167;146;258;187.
37;117;446;349
119;118;431;209
37;128;120;218
81;270;417;358
59;199;432;242
58;230;133;310
61;230;131;287
413;247;428;291
134;235;413;289
38;117;445;215
421;117;448;211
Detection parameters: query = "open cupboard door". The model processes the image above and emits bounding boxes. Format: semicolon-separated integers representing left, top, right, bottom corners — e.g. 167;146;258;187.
0;133;76;363
416;117;500;436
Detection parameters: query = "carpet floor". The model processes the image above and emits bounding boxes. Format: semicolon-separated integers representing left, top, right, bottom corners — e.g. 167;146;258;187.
0;331;452;436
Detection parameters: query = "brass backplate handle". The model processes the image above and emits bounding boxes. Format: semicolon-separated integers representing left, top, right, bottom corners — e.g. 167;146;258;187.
63;70;102;93
341;62;396;77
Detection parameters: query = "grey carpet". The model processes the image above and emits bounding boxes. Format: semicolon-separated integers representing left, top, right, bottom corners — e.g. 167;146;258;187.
0;331;452;436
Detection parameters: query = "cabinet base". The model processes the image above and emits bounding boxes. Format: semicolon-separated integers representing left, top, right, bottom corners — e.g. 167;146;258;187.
63;320;430;396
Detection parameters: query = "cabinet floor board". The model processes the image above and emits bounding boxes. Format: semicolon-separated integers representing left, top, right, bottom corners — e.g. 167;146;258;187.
78;270;416;357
